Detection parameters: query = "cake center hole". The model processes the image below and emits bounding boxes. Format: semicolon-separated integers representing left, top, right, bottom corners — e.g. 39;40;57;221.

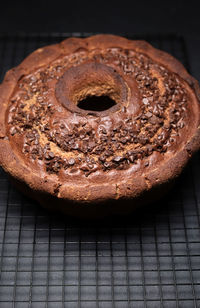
77;95;117;112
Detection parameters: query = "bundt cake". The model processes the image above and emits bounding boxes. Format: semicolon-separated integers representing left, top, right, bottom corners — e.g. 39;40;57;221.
0;34;199;217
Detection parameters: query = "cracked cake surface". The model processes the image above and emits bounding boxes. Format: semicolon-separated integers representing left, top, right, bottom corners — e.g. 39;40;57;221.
0;34;200;214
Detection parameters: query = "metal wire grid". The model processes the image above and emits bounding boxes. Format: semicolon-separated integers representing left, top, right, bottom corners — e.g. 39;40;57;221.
0;33;200;308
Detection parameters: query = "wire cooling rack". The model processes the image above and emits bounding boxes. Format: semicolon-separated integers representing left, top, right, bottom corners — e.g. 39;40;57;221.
0;33;200;308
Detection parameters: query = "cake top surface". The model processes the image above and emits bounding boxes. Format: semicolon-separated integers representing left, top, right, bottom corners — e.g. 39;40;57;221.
0;34;200;202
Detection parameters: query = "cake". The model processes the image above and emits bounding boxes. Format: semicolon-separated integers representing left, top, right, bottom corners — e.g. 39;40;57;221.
0;34;199;217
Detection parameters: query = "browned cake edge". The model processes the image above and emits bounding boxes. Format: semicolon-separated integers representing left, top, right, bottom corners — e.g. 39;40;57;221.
0;34;199;217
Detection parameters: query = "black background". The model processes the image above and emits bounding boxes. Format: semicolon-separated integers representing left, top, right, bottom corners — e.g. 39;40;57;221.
1;0;199;36
0;2;200;306
1;0;200;80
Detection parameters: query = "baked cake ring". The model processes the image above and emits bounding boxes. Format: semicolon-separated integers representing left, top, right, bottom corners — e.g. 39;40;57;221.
0;35;199;217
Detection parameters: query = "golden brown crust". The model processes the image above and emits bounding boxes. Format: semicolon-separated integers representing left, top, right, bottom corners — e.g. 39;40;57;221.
0;34;200;216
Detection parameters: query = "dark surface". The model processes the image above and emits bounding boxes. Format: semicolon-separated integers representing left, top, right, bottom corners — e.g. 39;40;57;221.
1;1;199;81
1;0;200;83
77;96;117;112
0;1;200;37
0;33;200;307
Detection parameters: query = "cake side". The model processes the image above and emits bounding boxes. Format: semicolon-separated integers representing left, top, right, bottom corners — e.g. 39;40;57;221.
0;34;199;207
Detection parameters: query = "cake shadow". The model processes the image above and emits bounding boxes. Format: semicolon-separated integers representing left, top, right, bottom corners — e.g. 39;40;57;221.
2;152;193;240
0;162;191;259
15;168;185;229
